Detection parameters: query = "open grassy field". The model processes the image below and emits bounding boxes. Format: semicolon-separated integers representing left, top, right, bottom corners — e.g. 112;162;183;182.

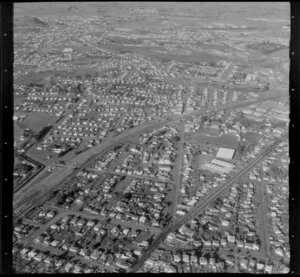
14;122;24;142
188;132;238;149
14;70;63;86
14;96;24;107
18;112;58;132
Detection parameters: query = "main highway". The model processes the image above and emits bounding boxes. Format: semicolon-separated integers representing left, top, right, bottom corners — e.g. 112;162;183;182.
14;90;284;221
129;131;288;272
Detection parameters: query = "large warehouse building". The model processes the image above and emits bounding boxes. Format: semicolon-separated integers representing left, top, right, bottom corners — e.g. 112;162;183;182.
216;147;235;160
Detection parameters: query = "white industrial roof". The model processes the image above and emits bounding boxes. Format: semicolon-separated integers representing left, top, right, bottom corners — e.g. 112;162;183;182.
216;148;235;160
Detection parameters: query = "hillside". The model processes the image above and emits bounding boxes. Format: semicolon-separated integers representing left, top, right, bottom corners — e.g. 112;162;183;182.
14;16;49;28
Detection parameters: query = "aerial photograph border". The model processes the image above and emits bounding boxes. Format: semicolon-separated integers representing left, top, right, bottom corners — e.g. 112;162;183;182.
0;1;300;274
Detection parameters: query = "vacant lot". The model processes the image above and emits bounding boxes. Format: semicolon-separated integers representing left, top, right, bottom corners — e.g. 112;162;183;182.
19;112;58;132
188;132;238;149
14;122;23;142
14;96;24;107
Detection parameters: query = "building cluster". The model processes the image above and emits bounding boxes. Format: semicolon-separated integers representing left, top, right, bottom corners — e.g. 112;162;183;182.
186;112;224;136
115;107;152;135
15;49;189;162
168;61;228;83
113;127;178;181
13;5;289;274
86;77;182;119
187;86;242;112
176;143;234;217
53;172;125;214
24;208;57;225
201;147;235;175
36;100;122;155
14;158;35;185
109;179;171;228
239;100;289;123
13;213;154;273
172;183;260;249
13;156;42;191
143;179;288;273
15;85;79;117
142;246;282;273
13;222;40;241
251;140;289;263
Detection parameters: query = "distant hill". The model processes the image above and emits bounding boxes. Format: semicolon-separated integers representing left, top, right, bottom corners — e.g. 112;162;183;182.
14;16;49;28
14;2;290;23
66;5;79;12
55;21;68;27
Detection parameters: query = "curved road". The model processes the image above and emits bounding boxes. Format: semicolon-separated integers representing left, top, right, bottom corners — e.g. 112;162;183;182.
14;119;163;215
14;92;283;219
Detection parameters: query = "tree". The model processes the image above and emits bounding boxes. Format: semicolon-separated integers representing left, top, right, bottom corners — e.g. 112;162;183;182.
148;235;154;245
124;192;132;201
237;142;246;155
114;191;122;200
246;142;256;153
56;191;65;206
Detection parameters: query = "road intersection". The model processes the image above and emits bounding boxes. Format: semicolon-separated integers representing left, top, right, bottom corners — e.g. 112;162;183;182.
130;132;287;272
14;91;283;217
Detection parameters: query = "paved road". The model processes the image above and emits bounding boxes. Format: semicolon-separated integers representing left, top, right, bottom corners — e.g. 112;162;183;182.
170;81;189;219
103;170;175;185
14;120;162;206
22;213;65;244
23;96;86;157
14;155;45;193
26;153;71;168
14;93;283;220
130;132;287;272
174;91;282;121
19;153;44;168
44;203;161;234
257;180;271;258
171;119;185;219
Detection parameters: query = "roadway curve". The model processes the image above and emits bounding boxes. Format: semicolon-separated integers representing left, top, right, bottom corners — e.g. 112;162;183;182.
14;119;163;217
14;93;283;219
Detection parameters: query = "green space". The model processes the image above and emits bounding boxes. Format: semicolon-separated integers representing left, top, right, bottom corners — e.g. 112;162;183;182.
14;96;24;107
14;122;24;142
188;133;238;149
19;112;58;132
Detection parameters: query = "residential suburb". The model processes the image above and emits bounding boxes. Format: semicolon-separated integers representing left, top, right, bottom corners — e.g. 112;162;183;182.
13;2;289;274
